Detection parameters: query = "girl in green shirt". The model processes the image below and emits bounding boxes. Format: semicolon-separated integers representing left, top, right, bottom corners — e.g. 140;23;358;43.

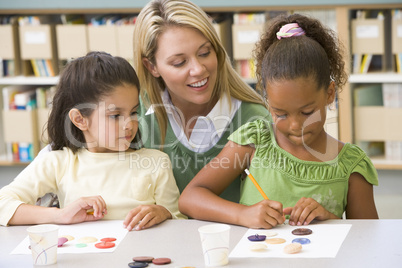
180;14;379;229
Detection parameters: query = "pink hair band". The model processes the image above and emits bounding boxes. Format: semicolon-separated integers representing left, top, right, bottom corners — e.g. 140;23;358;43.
276;23;305;40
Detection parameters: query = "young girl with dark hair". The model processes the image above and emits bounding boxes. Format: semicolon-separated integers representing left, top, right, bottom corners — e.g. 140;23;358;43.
180;14;378;229
0;52;185;229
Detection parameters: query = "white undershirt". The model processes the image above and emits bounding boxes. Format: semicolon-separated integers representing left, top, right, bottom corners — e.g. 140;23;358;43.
146;90;241;153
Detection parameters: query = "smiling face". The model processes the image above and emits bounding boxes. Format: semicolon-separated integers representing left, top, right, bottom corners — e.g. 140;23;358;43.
146;26;218;113
83;84;140;153
266;76;335;149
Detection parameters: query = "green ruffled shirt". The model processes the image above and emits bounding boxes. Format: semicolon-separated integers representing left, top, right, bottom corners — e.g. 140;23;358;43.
228;119;378;218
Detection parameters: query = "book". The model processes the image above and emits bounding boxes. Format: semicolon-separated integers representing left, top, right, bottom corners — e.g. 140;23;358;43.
353;54;362;74
396;53;402;73
385;141;402;160
36;59;46;77
354;84;383;106
0;58;3;77
18;142;34;162
30;59;40;77
360;54;373;74
12;142;19;161
5;60;15;76
61;14;86;25
382;83;402;108
45;59;55;76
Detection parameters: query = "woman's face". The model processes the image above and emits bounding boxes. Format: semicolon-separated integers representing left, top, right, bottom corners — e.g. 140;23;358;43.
148;26;218;113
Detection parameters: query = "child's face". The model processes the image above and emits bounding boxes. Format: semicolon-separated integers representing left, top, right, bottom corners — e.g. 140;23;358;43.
149;26;218;112
84;84;140;153
266;76;335;148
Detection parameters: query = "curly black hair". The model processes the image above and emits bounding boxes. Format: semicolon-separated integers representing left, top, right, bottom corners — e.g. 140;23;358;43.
254;13;348;95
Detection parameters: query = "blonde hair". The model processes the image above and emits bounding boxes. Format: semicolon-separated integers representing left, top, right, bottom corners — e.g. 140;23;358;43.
133;0;265;145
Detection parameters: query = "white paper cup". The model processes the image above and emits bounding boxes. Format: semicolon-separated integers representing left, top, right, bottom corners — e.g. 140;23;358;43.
198;223;231;267
27;224;59;265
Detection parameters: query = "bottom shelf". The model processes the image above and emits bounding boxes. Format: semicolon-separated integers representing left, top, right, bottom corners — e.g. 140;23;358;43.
370;156;402;170
0;155;30;166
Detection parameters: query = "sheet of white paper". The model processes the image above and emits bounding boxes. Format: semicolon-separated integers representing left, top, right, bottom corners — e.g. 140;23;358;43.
11;220;128;254
229;223;351;258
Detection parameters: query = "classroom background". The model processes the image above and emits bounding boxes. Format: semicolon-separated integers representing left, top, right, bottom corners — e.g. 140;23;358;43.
0;0;401;219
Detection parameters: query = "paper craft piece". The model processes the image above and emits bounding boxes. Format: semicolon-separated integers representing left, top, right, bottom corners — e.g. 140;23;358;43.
283;243;302;254
229;223;351;258
11;220;128;255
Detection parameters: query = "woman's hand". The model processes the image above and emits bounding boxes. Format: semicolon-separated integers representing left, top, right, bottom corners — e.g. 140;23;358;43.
283;197;338;226
239;199;285;229
123;205;172;231
57;195;107;224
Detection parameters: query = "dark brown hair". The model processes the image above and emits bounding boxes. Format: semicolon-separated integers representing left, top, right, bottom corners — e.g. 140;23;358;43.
47;51;140;153
254;13;347;95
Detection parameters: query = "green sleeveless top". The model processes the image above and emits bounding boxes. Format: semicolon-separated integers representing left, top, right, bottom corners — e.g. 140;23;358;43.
228;119;378;217
139;101;270;202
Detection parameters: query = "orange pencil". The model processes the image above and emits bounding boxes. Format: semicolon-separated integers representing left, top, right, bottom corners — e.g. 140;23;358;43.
244;168;269;200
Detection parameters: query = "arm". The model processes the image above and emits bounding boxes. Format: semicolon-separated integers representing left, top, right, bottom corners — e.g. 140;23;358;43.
179;141;284;229
9;196;107;225
345;172;379;219
1;150;107;226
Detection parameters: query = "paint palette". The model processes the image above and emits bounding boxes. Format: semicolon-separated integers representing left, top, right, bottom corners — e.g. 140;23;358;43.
11;220;128;255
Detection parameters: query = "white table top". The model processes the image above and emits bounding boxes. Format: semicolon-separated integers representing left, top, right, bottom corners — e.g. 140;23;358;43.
1;219;401;267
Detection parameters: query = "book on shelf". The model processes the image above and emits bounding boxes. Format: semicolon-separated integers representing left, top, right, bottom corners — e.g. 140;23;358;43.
17;15;53;26
382;83;402;161
360;54;373;74
385;141;402;161
30;59;40;77
358;141;384;157
29;59;55;77
0;59;15;77
351;53;373;74
352;54;362;74
2;85;54;162
2;86;34;162
392;9;402;74
382;83;402;108
36;86;56;109
60;14;86;25
88;14;137;26
236;59;256;79
354;84;383;106
396;53;402;73
233;12;266;25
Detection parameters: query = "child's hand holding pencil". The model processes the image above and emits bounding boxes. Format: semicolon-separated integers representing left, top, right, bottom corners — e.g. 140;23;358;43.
245;168;286;225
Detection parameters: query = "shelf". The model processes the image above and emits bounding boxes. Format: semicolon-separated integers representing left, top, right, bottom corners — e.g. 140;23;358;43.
0;161;29;166
0;155;30;166
371;156;402;170
1;0;401;13
0;76;59;86
349;73;402;83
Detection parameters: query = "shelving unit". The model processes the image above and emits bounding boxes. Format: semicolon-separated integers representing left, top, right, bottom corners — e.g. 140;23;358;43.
348;72;402;169
0;76;58;86
0;1;401;169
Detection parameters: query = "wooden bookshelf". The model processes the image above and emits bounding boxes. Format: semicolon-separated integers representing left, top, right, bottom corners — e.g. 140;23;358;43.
1;1;402;168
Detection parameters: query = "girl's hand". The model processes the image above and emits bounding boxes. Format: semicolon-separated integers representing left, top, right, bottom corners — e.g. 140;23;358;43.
123;205;172;231
283;197;338;226
57;195;107;224
239;199;285;229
